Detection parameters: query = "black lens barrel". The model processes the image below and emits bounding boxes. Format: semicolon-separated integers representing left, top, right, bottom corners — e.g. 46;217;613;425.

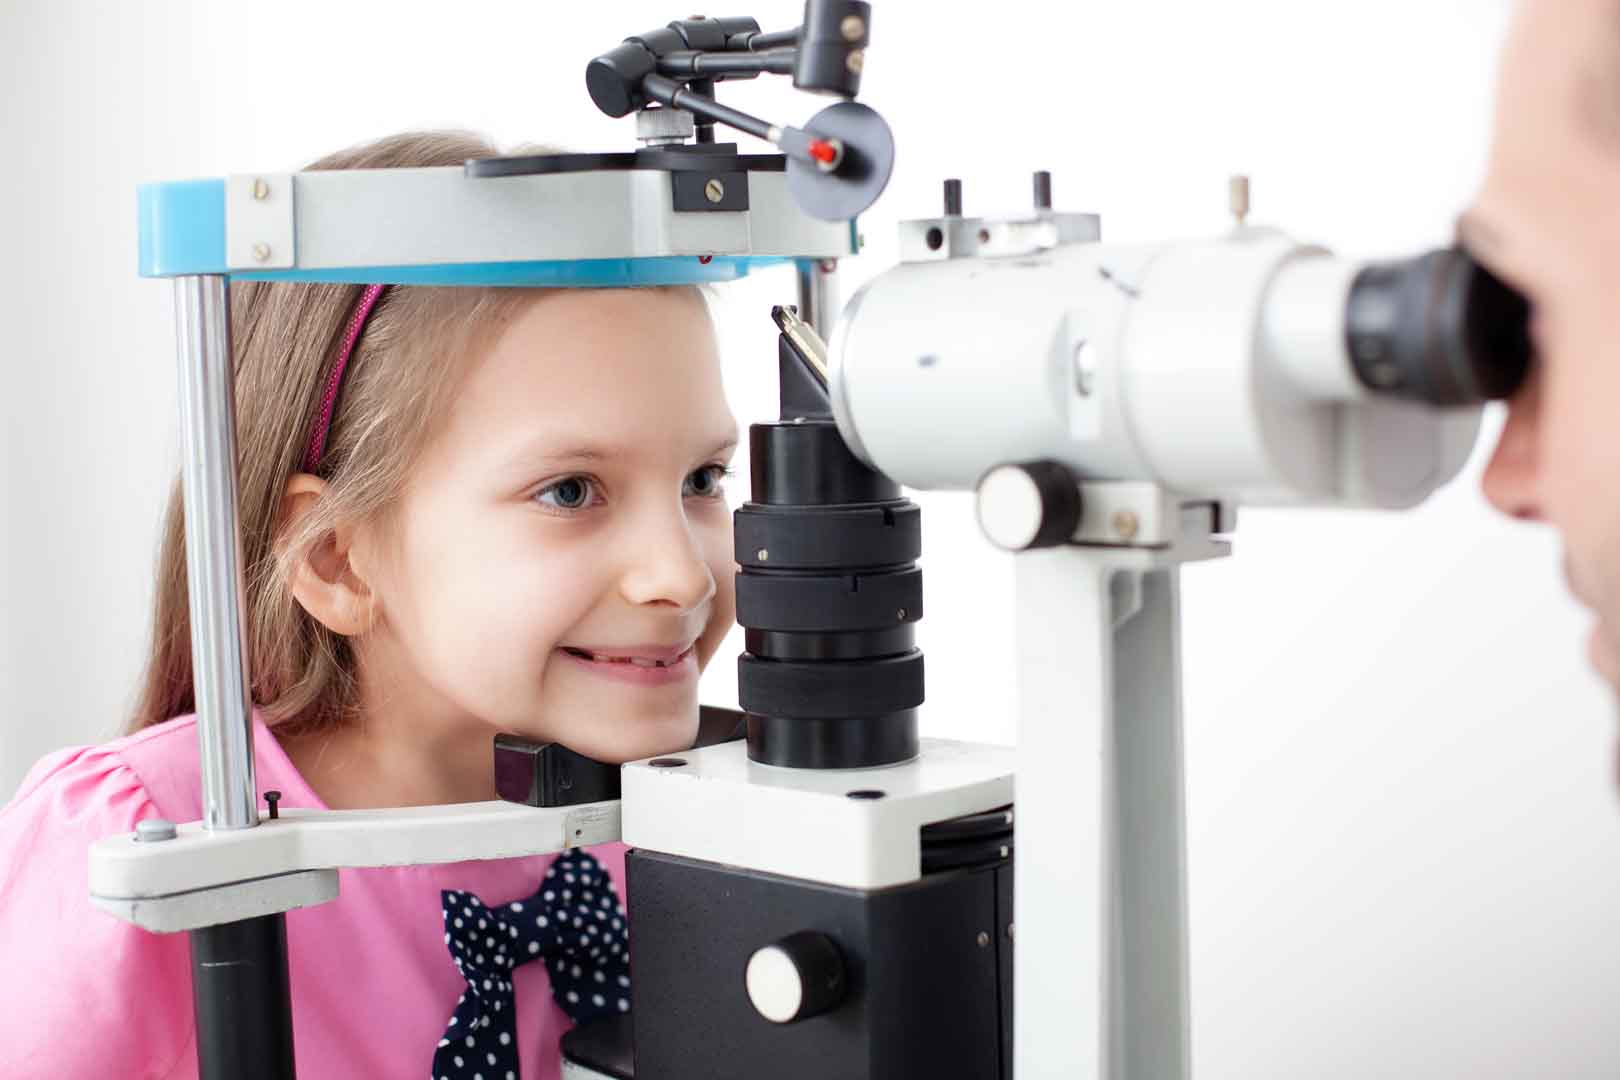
737;420;922;769
1345;246;1531;406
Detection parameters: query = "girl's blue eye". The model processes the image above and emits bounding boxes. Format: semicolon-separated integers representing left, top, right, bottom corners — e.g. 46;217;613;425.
534;475;597;511
685;464;731;498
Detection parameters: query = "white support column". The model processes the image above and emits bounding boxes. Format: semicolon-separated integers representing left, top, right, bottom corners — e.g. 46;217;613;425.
1014;541;1210;1080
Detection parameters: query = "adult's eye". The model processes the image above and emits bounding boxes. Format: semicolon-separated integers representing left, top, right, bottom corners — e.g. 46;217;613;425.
534;475;598;512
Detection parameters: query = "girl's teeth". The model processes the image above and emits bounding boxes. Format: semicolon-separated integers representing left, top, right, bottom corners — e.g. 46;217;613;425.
564;647;681;668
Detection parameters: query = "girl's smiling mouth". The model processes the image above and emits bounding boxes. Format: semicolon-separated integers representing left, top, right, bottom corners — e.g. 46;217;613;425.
556;642;699;685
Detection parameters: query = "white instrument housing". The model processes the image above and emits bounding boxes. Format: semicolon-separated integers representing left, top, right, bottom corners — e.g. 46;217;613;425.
829;230;1482;509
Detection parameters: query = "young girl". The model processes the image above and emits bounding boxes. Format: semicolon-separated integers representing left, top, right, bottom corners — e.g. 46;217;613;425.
0;130;739;1078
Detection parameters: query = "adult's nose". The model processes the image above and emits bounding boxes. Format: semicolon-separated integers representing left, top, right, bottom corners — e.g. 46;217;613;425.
1479;366;1544;522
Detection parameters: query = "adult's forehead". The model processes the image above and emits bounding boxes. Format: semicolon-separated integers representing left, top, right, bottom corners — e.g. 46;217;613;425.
1498;0;1619;132
1474;2;1620;245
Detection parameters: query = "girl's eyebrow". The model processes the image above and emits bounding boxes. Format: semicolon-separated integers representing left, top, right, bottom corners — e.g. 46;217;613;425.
503;431;739;468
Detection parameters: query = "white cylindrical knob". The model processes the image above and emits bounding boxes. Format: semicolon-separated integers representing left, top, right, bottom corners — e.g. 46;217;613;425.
745;931;846;1024
976;461;1083;552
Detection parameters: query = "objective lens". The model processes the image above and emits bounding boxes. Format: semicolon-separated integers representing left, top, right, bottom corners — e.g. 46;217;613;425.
1345;247;1531;406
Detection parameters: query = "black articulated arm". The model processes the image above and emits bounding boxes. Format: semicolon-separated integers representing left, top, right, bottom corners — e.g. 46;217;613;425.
582;4;893;221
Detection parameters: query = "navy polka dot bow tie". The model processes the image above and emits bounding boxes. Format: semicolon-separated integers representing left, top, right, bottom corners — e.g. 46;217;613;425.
433;849;630;1080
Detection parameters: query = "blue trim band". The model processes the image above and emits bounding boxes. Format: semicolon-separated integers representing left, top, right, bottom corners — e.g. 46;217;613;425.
138;179;226;278
231;255;785;286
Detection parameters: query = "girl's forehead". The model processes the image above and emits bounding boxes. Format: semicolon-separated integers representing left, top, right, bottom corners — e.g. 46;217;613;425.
444;288;732;465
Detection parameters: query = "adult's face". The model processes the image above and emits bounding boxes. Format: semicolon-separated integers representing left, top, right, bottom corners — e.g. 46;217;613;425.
1471;0;1620;693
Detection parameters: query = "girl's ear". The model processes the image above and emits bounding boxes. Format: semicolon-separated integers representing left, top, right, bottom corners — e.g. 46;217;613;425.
277;473;378;636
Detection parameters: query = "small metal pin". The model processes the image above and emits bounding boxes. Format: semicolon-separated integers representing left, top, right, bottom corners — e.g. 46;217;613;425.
976;931;991;948
845;49;864;75
840;14;865;41
1112;510;1141;541
252;177;270;201
265;790;282;819
252;242;271;262
704;178;726;204
1229;174;1251;226
756;548;769;562
943;178;963;217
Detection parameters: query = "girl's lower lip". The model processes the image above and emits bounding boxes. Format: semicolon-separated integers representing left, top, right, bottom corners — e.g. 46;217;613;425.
556;646;698;686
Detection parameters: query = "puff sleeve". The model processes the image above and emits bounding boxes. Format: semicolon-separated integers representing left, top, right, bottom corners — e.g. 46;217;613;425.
0;746;195;1078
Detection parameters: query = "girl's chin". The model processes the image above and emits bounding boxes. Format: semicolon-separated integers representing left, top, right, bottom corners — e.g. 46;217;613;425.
542;710;700;765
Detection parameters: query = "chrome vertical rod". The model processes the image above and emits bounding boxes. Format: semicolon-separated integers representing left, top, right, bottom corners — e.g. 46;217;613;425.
174;275;258;831
794;257;839;341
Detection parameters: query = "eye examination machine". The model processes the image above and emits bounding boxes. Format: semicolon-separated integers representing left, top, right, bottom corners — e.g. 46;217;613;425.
88;3;1531;1077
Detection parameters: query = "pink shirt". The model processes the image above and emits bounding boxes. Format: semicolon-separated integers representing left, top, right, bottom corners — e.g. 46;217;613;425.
0;713;626;1079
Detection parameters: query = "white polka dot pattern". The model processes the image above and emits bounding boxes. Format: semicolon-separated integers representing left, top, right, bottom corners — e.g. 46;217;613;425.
432;850;630;1080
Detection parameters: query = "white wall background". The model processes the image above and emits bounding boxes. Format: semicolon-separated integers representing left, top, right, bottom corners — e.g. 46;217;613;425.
6;0;1618;1075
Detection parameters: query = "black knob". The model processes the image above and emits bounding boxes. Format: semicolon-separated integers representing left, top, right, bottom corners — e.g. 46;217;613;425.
745;931;847;1024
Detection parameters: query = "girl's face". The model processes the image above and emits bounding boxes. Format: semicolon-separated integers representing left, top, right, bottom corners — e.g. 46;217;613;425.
365;287;738;763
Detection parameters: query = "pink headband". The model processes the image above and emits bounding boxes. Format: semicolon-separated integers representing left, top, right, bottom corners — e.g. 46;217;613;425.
303;284;389;472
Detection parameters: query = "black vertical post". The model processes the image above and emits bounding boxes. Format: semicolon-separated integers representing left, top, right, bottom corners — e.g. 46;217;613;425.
691;77;717;142
190;913;297;1079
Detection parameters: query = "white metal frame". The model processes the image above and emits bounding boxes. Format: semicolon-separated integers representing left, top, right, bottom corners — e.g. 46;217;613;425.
1011;491;1228;1080
89;800;621;932
221;166;852;273
621;738;1015;890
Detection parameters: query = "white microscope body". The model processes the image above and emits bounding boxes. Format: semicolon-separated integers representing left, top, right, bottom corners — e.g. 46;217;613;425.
817;188;1503;1077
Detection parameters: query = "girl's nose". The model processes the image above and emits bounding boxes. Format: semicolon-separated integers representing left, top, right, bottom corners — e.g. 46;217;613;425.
1479;369;1544;523
618;514;718;614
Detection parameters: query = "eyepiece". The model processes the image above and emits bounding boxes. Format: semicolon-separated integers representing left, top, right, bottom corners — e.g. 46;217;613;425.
1345;247;1530;406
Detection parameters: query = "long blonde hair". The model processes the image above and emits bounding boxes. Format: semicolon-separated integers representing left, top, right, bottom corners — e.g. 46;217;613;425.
130;131;547;737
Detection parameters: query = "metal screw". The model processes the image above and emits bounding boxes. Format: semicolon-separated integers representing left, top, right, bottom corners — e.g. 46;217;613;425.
1073;340;1096;397
135;818;177;842
976;931;991;948
846;49;864;75
840;14;865;41
252;242;271;262
265;790;282;820
704;178;725;204
1112;510;1140;541
252;177;270;201
757;548;769;562
897;608;907;621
